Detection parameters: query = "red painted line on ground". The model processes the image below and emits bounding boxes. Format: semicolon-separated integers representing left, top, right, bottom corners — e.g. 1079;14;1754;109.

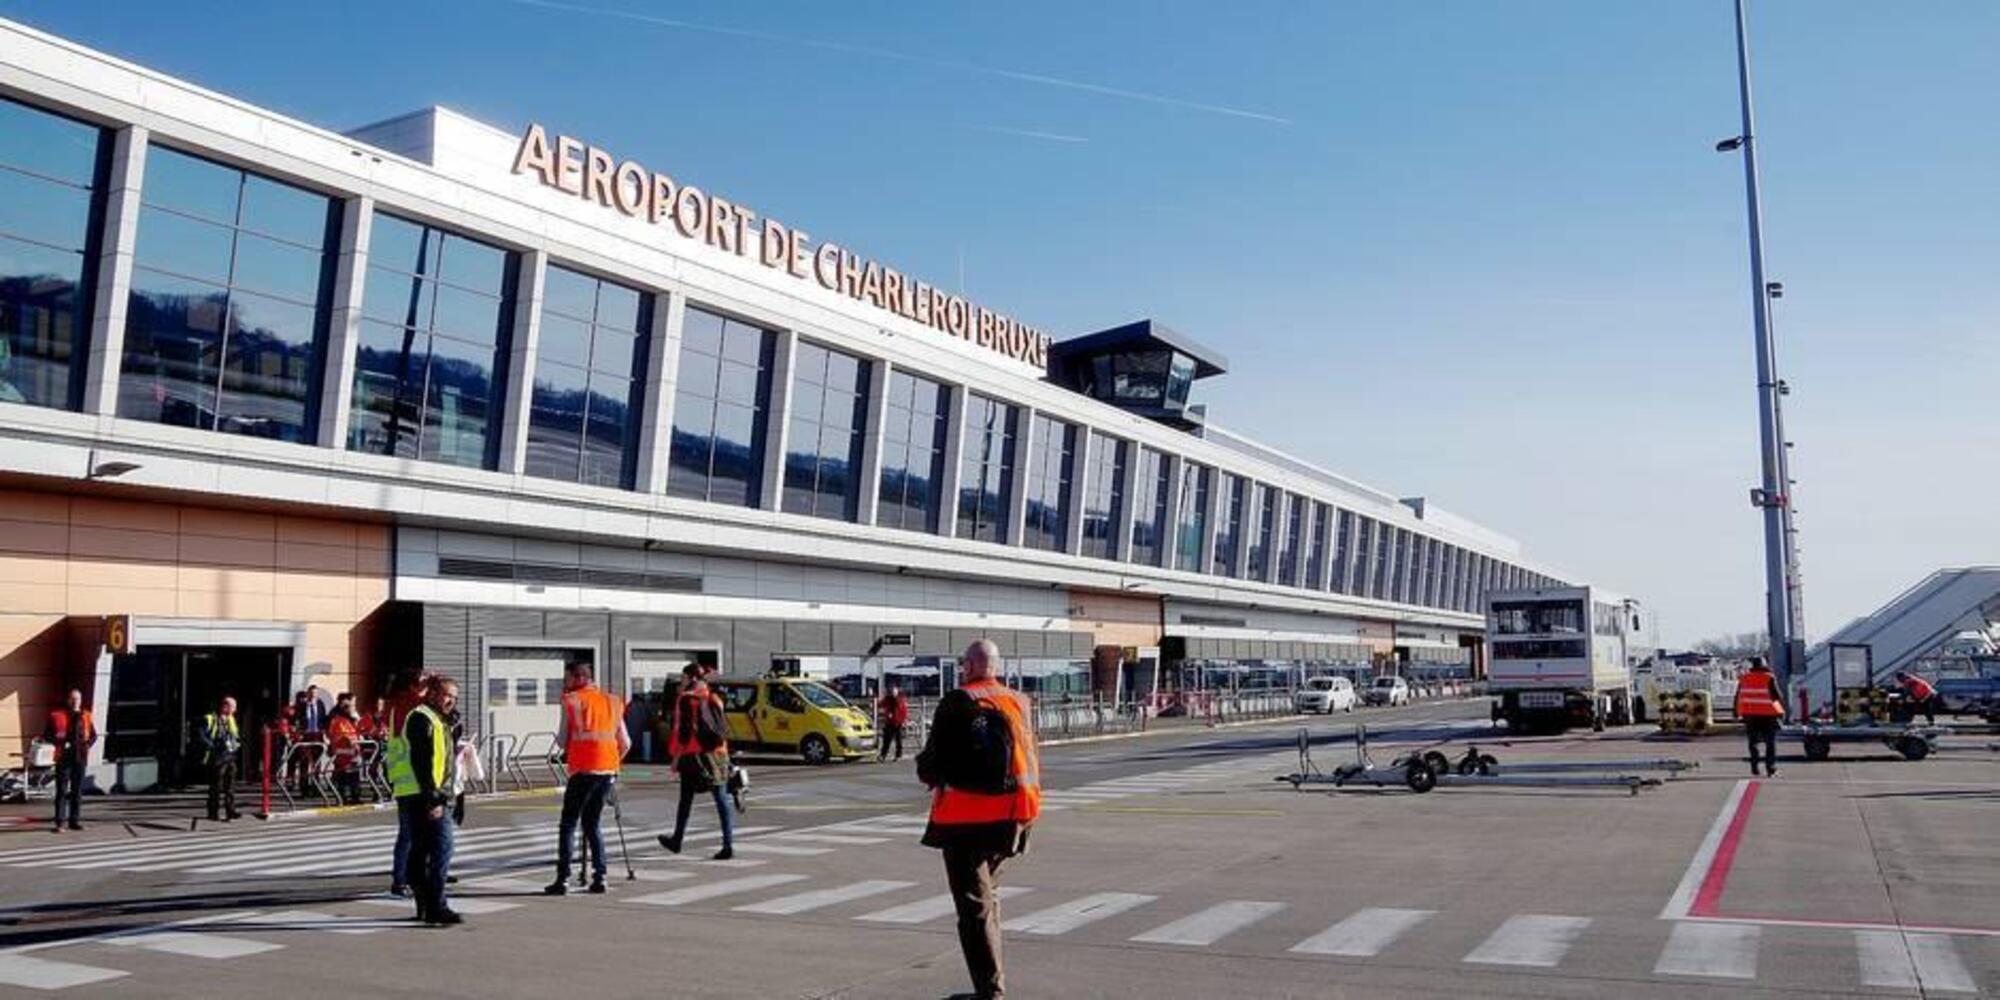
1689;779;1760;918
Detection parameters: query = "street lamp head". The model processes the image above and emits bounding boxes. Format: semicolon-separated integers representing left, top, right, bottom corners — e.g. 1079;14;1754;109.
1715;136;1745;152
1766;281;1784;299
88;460;141;480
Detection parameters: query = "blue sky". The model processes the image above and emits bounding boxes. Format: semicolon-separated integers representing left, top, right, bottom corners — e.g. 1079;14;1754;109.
12;1;1996;645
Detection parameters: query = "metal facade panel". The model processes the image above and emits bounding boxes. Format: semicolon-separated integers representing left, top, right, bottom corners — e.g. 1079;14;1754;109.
783;620;834;654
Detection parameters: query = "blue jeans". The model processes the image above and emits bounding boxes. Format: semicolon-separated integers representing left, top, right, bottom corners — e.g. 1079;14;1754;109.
672;780;733;847
400;797;455;916
392;802;412;885
557;773;613;881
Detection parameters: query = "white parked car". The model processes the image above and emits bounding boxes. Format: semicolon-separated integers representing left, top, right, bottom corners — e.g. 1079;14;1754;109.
1365;675;1411;707
1294;676;1357;714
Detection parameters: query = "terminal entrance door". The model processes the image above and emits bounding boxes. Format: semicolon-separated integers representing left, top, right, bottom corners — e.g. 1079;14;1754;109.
105;646;290;788
483;646;590;747
624;646;718;763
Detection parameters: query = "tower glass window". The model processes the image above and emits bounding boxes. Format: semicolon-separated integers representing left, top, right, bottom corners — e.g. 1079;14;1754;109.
1331;510;1355;594
877;368;950;533
1174;461;1210;573
783;339;871;521
349;212;513;466
1079;431;1126;560
0;97;103;411
1245;483;1276;581
1212;473;1245;578
1277;493;1306;587
123;146;335;442
1127;446;1170;568
1371;521;1394;600
667;305;776;507
956;393;1018;544
1021;413;1076;552
1304;501;1330;590
526;265;648;488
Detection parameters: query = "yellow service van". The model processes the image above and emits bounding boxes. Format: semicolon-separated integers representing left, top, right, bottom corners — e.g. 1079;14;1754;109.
710;677;878;764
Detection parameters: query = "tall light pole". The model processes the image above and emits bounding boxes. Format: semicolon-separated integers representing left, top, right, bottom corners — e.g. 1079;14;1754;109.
1715;0;1801;690
1767;282;1805;652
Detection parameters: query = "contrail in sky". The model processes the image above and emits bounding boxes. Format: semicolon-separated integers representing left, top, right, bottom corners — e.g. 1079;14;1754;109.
966;125;1091;144
497;0;1291;125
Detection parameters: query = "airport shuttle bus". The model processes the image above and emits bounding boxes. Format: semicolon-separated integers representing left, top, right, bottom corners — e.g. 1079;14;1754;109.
1485;586;1637;733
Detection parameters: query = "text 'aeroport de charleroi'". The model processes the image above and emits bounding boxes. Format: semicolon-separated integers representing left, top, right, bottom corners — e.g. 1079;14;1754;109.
512;124;1052;370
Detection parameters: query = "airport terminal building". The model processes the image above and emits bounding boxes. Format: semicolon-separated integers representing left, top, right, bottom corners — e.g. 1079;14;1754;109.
0;21;1571;790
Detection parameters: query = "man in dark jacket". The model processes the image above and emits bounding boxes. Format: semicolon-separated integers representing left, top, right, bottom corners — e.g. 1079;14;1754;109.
658;664;735;860
390;677;461;926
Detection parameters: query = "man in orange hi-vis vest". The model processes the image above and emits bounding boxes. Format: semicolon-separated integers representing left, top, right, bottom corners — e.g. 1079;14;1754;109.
1734;656;1787;777
917;639;1040;1000
546;661;630;895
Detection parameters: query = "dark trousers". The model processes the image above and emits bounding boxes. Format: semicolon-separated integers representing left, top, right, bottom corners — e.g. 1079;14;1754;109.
671;779;734;847
392;803;413;886
556;773;613;881
52;755;84;827
400;796;455;917
943;845;1010;998
207;757;238;819
1914;695;1939;725
1745;718;1779;774
878;724;904;761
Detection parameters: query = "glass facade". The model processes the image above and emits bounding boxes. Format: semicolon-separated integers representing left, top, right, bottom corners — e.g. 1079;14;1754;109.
956;393;1018;543
1277;493;1305;587
1212;473;1244;578
121;147;333;442
1370;520;1393;599
0;98;103;411
667;306;776;506
1331;510;1354;594
783;339;870;521
1128;446;1170;568
1021;413;1076;552
877;368;950;534
1393;529;1413;603
1304;501;1329;590
1174;461;1210;573
349;212;512;466
526;265;647;488
1245;483;1276;581
1079;431;1126;560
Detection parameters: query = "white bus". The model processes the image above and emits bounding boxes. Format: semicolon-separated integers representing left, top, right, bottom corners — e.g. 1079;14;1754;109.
1485;586;1639;733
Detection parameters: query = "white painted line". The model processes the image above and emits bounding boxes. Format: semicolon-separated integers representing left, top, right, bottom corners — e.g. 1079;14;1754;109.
734;880;916;915
631;869;700;883
1855;930;1920;990
51;827;393;870
455;876;547;894
1464;915;1592;968
645;855;769;868
729;842;834;857
632;874;810;906
1654;921;1756;979
227;911;396;936
354;896;521;915
1289;908;1434;957
1858;931;1979;993
1908;932;1980;993
761;832;888;846
0;954;128;990
1001;892;1156;935
104;931;283;959
1130;901;1286;946
645;825;785;844
856;887;1034;925
1659;779;1751;920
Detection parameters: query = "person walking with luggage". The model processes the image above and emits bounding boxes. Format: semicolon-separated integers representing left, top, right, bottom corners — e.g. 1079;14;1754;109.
1735;657;1787;777
200;697;243;821
43;688;94;832
546;662;630;895
917;640;1041;1000
658;664;735;860
387;676;462;926
877;683;910;762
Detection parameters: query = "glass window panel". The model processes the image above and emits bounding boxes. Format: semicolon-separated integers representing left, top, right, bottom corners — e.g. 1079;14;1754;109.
237;173;330;248
0;97;101;184
0;235;87;409
437;234;507;292
595;281;643;331
716;356;761;406
431;282;504;346
824;348;861;389
0;170;93;250
792;341;827;387
535;311;592;369
719;319;765;366
347;321;425;459
680;305;725;357
133;207;235;285
140;147;240;223
420;333;497;468
216;289;317;442
117;271;228;429
367;214;432;276
581;374;634;489
228;231;324;304
590;327;637;377
540;265;598;321
525;359;588;482
360;264;433;328
789;379;824;426
887;368;916;408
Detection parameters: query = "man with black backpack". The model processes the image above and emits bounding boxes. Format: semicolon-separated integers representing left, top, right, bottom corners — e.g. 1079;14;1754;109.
916;639;1041;1000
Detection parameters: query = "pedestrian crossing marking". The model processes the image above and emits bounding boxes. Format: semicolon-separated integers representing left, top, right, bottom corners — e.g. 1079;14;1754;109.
1130;901;1286;946
1001;892;1156;935
734;880;917;915
856;887;1035;925
104;931;283;959
1463;915;1591;968
632;873;810;906
1855;930;1979;993
1655;921;1756;979
729;842;835;857
354;896;522;915
0;954;128;991
761;832;889;846
1289;908;1434;957
225;910;396;935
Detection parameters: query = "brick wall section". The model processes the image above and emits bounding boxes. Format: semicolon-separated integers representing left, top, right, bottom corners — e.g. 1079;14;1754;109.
0;488;391;755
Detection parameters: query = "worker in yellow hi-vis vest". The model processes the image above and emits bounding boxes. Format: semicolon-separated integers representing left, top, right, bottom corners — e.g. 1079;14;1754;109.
386;676;461;925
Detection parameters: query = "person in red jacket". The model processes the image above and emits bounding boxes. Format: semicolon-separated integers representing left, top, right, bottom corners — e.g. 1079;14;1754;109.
1893;671;1940;725
877;683;911;762
1734;657;1787;777
43;689;95;832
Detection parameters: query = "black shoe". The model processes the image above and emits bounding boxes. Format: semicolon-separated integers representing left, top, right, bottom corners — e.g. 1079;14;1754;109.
425;908;464;926
445;875;458;885
543;880;568;896
657;834;682;855
49;825;61;834
587;878;606;894
66;823;81;832
712;846;734;861
227;811;241;821
389;884;412;898
207;814;221;823
1766;768;1780;778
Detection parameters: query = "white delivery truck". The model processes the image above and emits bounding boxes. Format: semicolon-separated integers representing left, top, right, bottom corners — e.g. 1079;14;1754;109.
1485;586;1639;733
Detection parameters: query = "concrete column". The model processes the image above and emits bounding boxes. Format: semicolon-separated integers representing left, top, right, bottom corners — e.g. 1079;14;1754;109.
81;125;147;416
496;249;547;475
937;383;969;536
633;291;684;494
1006;404;1036;547
758;329;798;511
1062;424;1090;555
1158;453;1185;571
315;195;373;449
854;359;893;526
1314;503;1337;593
1113;438;1140;562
